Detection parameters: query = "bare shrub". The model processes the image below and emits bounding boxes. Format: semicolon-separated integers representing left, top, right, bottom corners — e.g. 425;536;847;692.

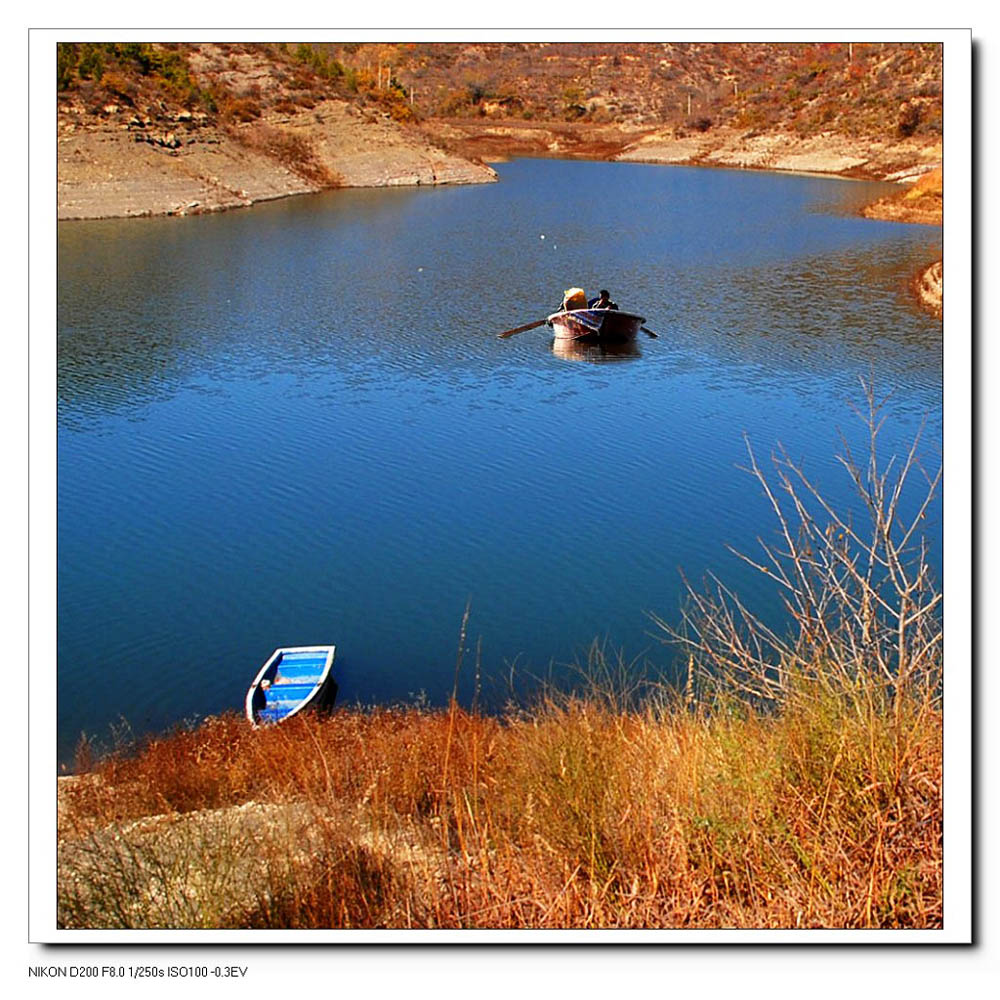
220;97;261;123
654;377;941;732
898;102;921;137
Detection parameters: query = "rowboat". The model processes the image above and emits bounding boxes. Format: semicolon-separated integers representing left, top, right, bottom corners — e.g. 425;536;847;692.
245;645;337;726
546;308;646;342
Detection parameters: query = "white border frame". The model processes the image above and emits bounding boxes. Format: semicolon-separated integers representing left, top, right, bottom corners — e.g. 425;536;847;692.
29;27;972;947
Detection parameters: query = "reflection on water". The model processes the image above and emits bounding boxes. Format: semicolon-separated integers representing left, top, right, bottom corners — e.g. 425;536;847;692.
57;158;943;764
551;337;642;363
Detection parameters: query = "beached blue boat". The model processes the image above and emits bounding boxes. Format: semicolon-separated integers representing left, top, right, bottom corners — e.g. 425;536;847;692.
245;645;337;726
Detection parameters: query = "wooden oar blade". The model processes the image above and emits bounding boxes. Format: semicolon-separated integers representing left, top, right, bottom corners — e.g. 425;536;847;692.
641;325;659;338
498;318;546;339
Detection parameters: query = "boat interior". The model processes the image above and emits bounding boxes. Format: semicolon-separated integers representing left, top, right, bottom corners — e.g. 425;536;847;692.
252;648;333;724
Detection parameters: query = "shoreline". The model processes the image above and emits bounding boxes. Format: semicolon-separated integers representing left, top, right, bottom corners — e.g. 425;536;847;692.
58;112;942;223
54;154;899;225
57;102;499;222
57;123;943;317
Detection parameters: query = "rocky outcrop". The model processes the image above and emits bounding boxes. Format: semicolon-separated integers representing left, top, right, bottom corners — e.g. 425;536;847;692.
616;126;942;181
914;260;943;318
58;97;497;221
422;117;944;186
862;167;943;225
57;93;944;224
58;126;311;219
300;101;497;188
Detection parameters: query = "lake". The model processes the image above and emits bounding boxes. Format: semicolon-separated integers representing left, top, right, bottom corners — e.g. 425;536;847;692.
56;158;943;764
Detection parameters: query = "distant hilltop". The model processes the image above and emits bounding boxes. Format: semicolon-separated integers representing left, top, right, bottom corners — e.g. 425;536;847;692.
57;42;943;221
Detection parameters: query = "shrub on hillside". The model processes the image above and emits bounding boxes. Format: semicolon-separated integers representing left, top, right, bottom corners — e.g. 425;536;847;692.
898;102;921;137
76;44;105;83
440;89;472;116
100;72;138;105
57;42;213;111
686;116;713;132
57;43;78;90
221;97;262;123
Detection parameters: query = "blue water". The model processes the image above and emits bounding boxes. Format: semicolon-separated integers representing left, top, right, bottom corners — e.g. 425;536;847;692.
57;159;942;764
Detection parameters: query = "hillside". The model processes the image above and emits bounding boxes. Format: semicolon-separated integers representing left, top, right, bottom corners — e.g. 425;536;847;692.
311;41;942;138
56;41;944;220
412;41;942;181
57;42;499;219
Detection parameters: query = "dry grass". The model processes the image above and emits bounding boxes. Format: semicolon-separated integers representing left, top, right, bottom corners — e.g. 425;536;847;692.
58;383;942;930
228;121;341;188
58;682;941;930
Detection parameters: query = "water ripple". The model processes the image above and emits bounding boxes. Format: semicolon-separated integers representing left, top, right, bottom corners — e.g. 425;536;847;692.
57;159;943;763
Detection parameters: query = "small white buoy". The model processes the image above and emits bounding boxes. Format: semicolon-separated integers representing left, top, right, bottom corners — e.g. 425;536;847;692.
418;267;424;272
539;234;545;240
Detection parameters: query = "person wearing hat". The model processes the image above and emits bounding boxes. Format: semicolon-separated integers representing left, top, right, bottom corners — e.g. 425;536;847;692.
588;289;618;310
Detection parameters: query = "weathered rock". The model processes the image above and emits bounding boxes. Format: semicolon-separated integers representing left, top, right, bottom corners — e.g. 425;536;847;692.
617;125;941;181
915;260;943;318
59;97;497;221
862;166;943;225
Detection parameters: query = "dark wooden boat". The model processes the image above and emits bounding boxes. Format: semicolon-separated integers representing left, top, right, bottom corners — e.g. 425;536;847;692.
245;645;337;726
546;308;646;342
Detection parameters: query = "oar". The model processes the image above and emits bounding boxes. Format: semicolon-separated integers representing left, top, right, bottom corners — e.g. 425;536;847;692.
497;318;547;339
641;325;659;338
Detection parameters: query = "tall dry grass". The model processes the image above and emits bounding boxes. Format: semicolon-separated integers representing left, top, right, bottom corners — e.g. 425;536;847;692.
58;689;941;929
57;383;942;929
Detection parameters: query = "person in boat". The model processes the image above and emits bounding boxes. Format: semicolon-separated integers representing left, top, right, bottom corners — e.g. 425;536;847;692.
588;289;618;310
